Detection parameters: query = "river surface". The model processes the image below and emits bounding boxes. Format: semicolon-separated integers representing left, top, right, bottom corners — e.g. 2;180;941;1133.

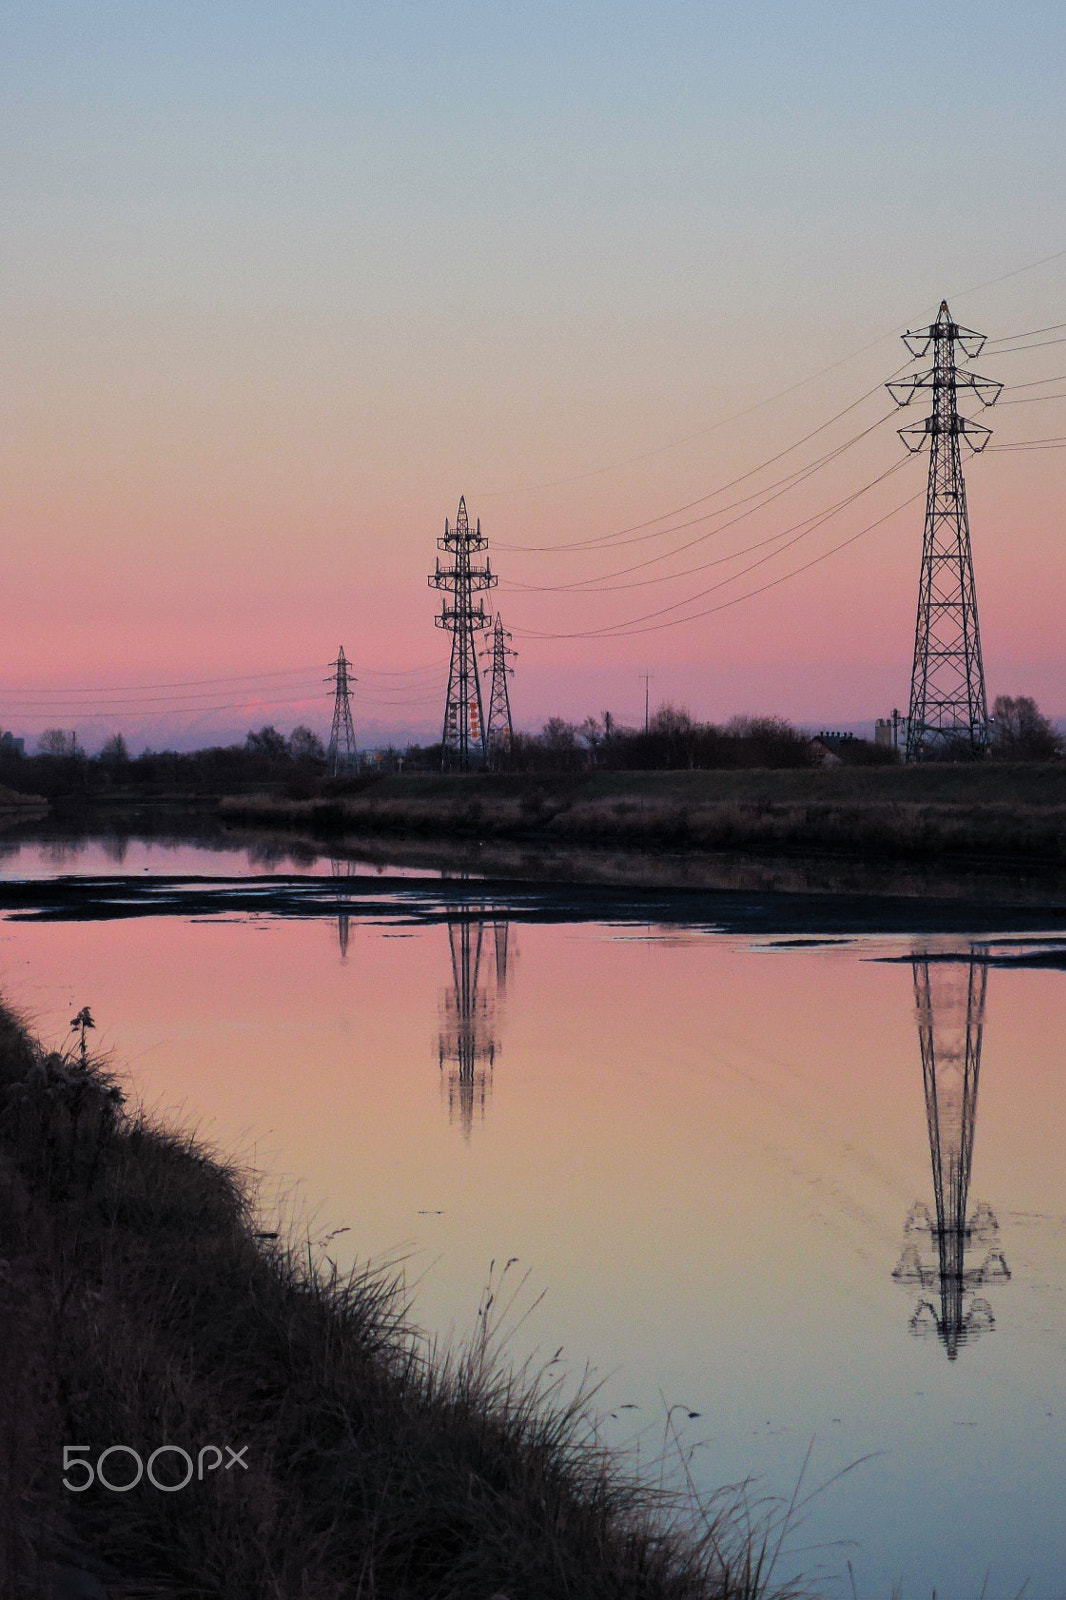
1;827;1064;1599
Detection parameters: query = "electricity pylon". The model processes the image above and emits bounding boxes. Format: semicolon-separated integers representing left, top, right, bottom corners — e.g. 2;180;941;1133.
429;496;497;771
483;614;516;763
329;856;358;958
438;915;499;1138
887;302;1002;762
892;950;1010;1360
325;647;358;776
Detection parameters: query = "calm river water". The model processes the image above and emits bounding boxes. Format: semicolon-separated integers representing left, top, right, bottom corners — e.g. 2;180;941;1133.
1;829;1064;1599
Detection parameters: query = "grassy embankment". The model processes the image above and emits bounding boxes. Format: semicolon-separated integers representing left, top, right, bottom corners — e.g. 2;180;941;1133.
0;1005;793;1600
0;783;47;814
220;763;1066;865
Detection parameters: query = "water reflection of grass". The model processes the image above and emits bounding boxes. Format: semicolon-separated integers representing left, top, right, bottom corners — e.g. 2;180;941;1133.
0;1005;803;1599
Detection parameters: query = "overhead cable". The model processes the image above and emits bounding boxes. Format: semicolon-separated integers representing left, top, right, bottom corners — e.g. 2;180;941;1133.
496;379;903;554
503;418;897;594
514;457;912;639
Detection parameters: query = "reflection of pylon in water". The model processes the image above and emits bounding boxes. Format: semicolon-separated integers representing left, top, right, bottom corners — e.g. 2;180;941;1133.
892;951;1010;1359
329;857;358;958
493;920;510;996
437;913;512;1137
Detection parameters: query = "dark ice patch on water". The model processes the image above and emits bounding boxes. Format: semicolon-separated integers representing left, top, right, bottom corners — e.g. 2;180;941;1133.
875;941;1066;969
5;871;1066;938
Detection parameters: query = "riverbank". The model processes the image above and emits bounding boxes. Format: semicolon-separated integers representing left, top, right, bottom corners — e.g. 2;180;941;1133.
0;782;47;814
0;1004;785;1599
219;763;1066;867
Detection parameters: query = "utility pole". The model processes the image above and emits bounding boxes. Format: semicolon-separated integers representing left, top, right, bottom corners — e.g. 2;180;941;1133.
483;614;516;765
325;646;358;776
640;673;651;735
887;301;1002;762
429;496;497;771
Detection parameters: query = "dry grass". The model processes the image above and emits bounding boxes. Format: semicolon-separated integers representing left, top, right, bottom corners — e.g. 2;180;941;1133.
220;771;1066;864
0;1004;806;1600
549;796;1066;860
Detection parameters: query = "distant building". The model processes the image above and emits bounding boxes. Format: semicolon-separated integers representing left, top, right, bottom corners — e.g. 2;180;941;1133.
0;732;25;756
815;730;859;755
875;710;908;751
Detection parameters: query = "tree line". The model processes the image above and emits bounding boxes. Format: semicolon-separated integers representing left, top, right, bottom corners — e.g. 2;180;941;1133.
0;695;1060;799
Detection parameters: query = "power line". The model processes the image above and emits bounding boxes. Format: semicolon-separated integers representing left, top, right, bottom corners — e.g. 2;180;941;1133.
501;413;895;593
0;667;326;696
513;457;912;639
515;488;923;641
496;377;902;554
476;242;1066;499
1004;372;1066;389
987;320;1066;344
988;434;1066;451
12;692;335;722
984;334;1066;355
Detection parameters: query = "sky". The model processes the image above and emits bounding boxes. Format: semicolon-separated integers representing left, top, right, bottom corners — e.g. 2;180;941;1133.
1;1;1065;751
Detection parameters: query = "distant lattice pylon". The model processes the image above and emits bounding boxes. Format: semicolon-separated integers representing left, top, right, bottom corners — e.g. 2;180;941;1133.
429;496;496;771
887;301;1002;762
325;646;357;776
483;614;516;762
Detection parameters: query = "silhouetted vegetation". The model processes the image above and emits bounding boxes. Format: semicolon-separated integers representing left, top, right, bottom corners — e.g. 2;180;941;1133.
502;707;809;774
0;723;329;804
990;695;1064;761
404;707;820;776
0;1004;796;1599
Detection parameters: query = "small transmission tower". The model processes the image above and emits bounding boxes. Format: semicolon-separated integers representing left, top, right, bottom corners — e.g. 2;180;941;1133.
888;302;1002;762
483;614;516;763
325;646;357;776
429;496;497;770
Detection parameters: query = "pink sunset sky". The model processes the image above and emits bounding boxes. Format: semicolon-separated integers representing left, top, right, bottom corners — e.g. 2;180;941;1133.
1;2;1064;751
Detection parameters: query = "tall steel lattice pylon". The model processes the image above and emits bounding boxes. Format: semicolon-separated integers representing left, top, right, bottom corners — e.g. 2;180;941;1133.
887;301;1002;762
325;646;358;776
891;950;1009;1361
483;614;516;763
429;496;497;770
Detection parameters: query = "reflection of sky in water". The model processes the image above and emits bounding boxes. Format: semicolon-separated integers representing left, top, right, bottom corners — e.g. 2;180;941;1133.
1;901;1063;1598
0;835;454;880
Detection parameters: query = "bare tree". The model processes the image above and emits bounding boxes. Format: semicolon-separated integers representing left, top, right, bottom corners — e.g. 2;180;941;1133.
98;733;130;764
288;725;326;762
990;695;1063;761
37;729;77;757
